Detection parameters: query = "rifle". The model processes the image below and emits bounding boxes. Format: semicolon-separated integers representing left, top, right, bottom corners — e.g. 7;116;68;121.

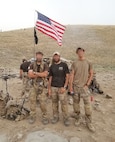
20;97;30;114
0;69;17;101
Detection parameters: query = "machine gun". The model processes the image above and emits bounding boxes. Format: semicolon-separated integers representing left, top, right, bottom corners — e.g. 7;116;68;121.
0;68;18;101
20;97;30;114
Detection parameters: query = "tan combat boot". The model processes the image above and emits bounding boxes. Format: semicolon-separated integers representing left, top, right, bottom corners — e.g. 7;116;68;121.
64;118;70;126
74;114;81;127
75;118;81;126
87;123;95;132
85;115;95;132
28;116;36;124
42;117;49;125
51;117;59;124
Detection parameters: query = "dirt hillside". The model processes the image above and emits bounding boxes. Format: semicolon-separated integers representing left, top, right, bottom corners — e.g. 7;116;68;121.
0;25;115;142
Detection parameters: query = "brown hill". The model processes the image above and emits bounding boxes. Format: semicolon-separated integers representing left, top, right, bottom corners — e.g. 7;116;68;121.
0;25;115;142
0;25;115;71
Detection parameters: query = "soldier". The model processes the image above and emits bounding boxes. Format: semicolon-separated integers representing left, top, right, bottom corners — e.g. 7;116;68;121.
69;47;95;132
28;51;49;124
48;52;70;126
20;58;31;96
89;72;104;94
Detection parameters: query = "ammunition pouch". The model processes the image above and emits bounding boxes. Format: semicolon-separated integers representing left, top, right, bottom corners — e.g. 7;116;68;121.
22;72;28;78
33;81;44;94
31;77;48;91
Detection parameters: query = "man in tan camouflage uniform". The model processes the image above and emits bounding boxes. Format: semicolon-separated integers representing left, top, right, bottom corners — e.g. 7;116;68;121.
28;52;49;124
20;58;31;96
70;47;95;132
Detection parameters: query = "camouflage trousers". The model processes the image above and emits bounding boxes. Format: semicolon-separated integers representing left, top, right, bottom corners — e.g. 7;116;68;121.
22;72;30;95
29;84;47;119
73;85;92;120
51;87;69;119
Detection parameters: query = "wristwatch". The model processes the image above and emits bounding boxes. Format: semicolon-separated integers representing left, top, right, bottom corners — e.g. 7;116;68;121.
64;86;67;90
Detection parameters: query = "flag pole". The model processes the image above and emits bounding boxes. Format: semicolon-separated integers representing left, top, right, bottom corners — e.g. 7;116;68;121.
33;10;37;58
33;11;39;58
33;27;35;58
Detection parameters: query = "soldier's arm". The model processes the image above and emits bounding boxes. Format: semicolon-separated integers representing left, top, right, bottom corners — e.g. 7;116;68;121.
28;69;38;78
48;65;53;96
64;73;69;89
48;76;52;89
28;70;48;78
34;71;48;78
35;63;49;78
63;63;70;89
27;63;37;78
28;63;49;78
20;69;23;79
86;68;93;86
48;76;52;96
20;64;23;78
69;69;74;92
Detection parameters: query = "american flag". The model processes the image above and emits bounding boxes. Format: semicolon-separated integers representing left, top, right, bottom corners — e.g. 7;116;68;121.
35;11;66;46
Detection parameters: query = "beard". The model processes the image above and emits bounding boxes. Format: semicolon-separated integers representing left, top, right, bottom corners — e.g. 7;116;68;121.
37;58;42;62
53;59;60;63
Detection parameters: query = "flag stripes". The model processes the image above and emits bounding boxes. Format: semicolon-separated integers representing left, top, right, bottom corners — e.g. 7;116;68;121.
35;11;66;46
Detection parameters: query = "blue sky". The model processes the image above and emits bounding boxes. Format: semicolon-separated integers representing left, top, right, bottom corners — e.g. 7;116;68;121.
0;0;115;31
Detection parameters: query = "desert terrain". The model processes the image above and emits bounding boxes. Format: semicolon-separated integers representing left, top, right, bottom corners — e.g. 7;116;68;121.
0;25;115;142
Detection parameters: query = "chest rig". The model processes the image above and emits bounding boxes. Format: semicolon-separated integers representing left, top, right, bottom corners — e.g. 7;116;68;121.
32;61;48;90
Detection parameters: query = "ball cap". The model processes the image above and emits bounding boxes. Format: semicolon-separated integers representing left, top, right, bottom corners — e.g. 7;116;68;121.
22;58;27;62
53;51;60;56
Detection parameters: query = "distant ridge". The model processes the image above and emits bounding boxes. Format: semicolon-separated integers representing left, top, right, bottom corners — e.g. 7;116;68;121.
0;25;115;70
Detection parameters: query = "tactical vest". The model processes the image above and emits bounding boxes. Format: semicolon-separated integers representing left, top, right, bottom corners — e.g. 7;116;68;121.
32;61;47;88
33;61;45;73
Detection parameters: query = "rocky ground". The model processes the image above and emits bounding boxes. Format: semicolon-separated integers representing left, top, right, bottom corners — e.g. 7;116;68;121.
0;70;115;142
0;25;115;142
